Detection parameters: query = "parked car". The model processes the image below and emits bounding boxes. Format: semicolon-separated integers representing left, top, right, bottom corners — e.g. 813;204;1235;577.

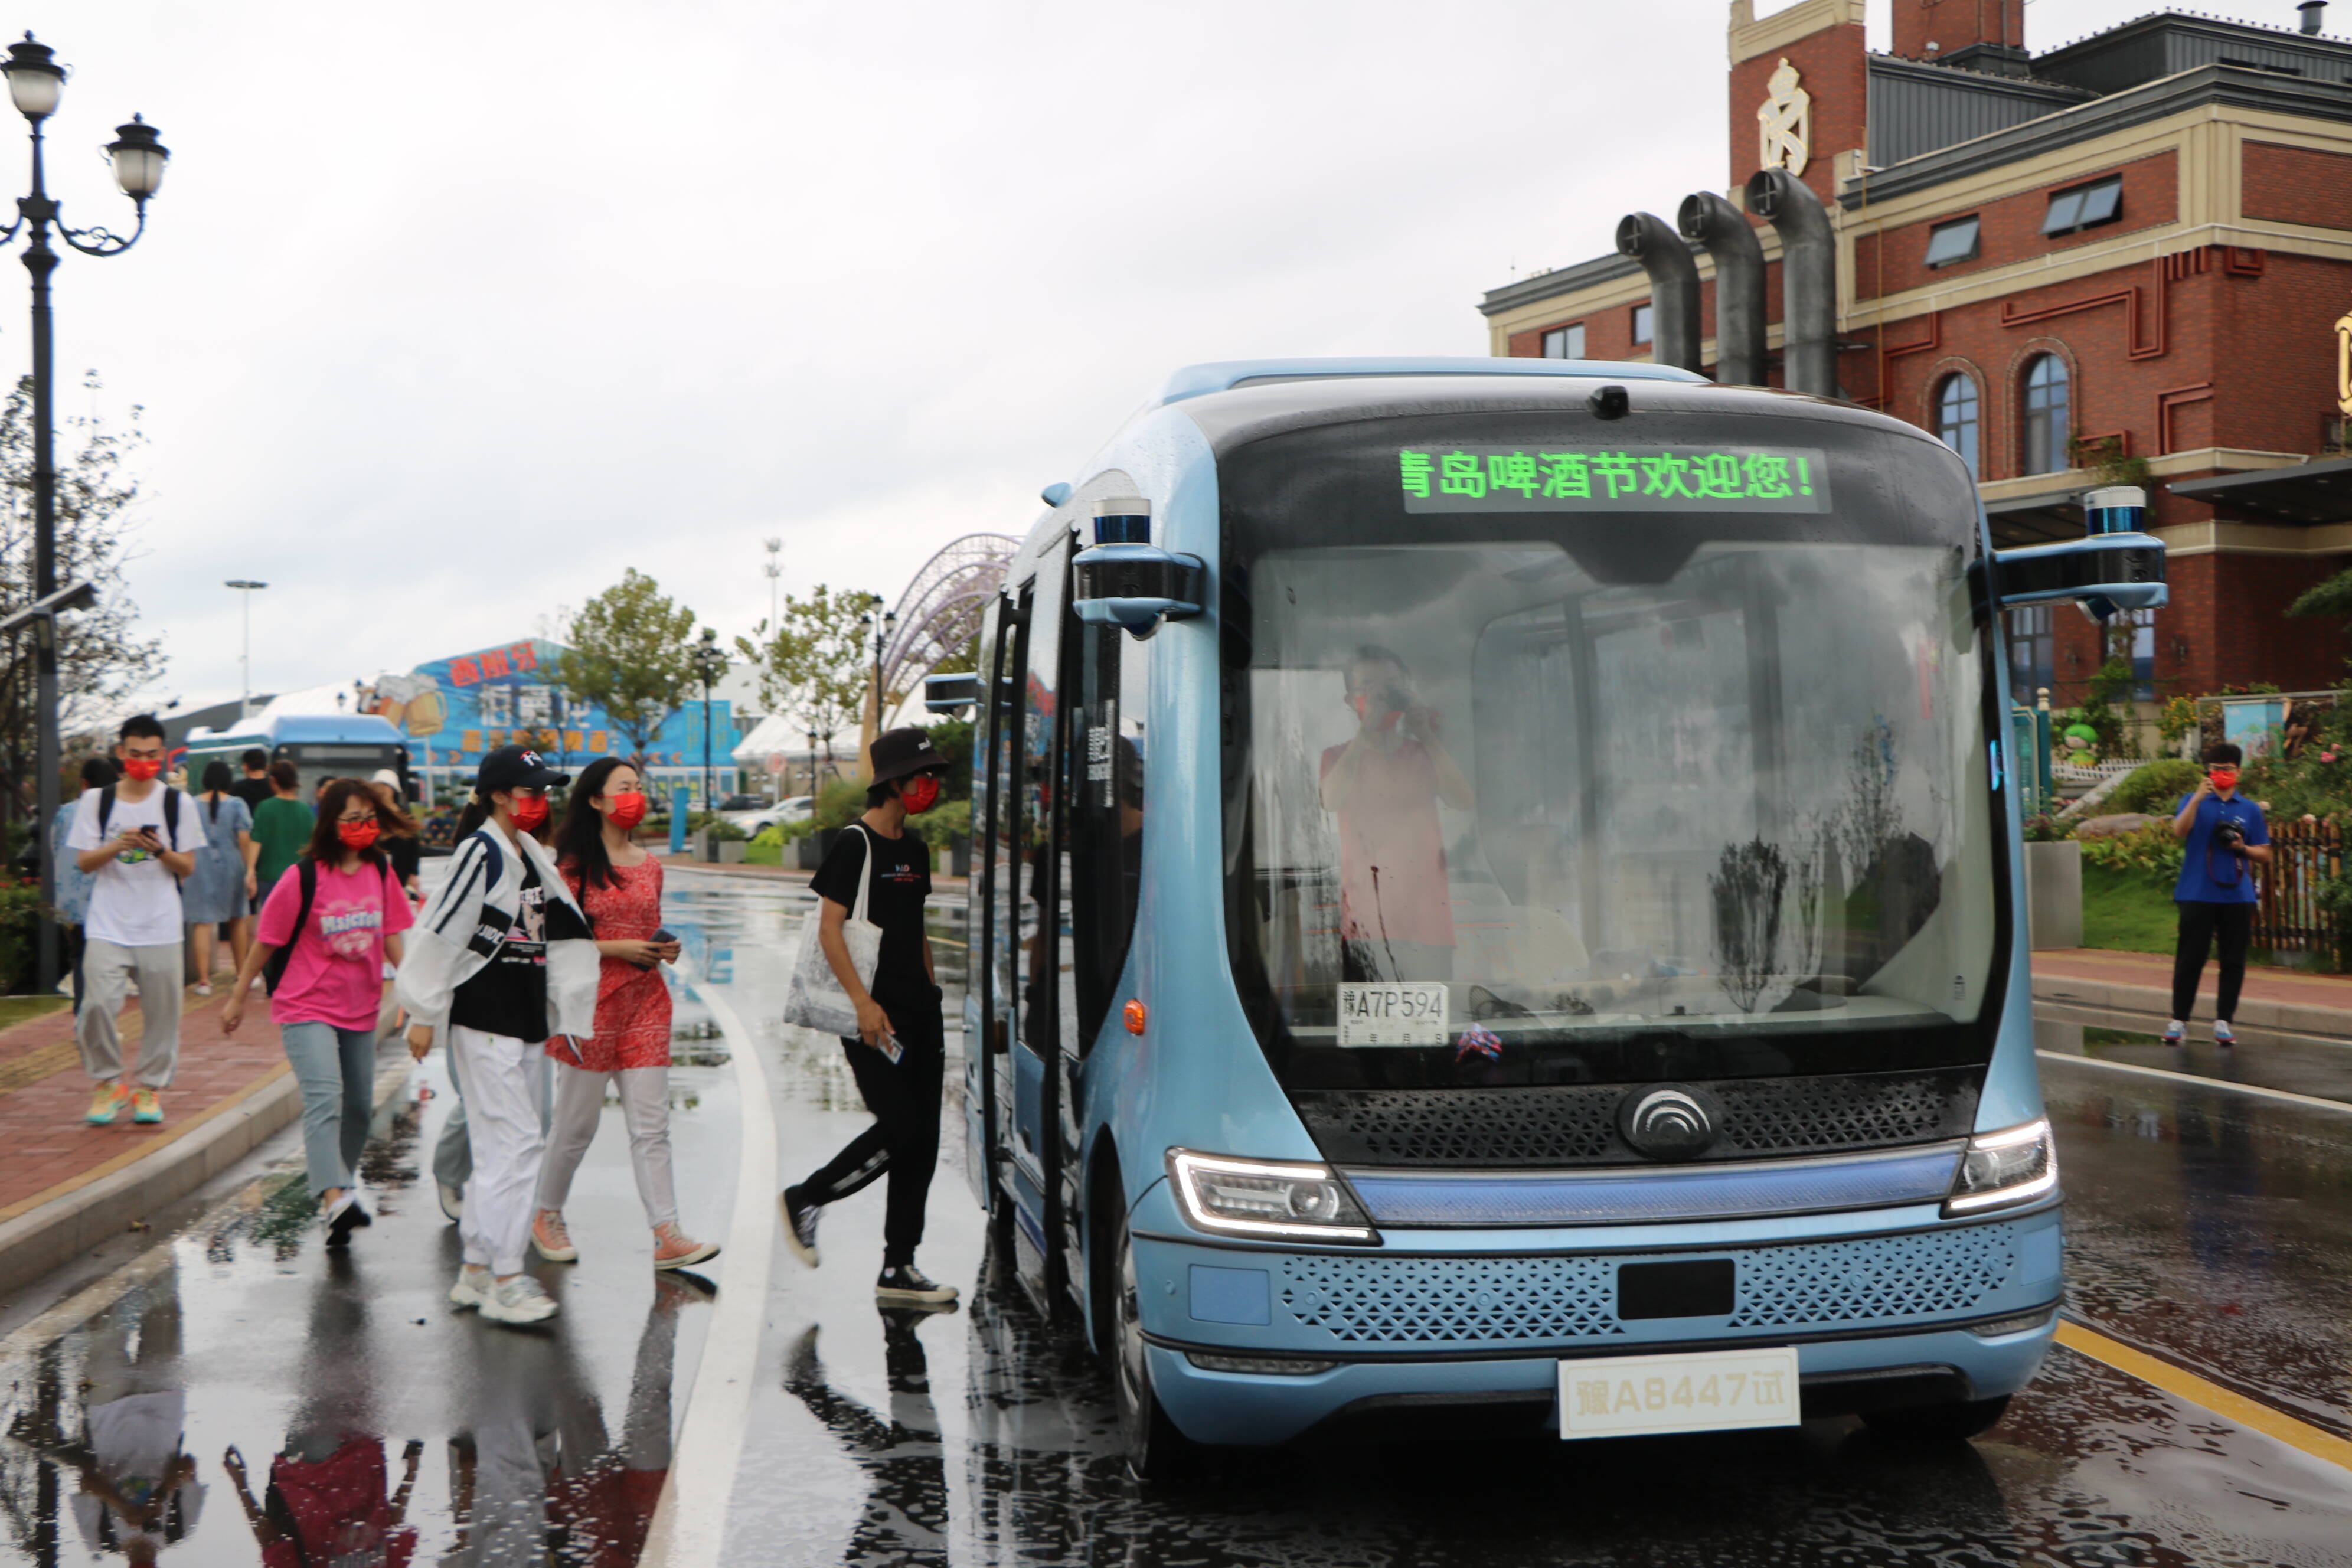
716;793;776;831
738;795;815;835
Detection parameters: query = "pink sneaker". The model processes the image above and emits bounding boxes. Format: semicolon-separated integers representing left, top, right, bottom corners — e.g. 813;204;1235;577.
531;1210;579;1263
652;1223;719;1270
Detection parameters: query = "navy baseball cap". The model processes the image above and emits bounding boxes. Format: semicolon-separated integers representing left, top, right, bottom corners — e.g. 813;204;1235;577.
476;744;570;794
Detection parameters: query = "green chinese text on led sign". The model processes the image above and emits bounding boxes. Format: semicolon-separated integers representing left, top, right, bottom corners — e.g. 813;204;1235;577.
1397;447;1831;514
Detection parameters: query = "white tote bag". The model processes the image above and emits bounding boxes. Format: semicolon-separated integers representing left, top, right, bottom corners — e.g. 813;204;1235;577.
781;825;883;1038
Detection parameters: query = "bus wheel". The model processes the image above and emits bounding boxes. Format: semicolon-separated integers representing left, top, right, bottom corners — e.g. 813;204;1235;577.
1860;1393;2011;1443
1112;1217;1199;1480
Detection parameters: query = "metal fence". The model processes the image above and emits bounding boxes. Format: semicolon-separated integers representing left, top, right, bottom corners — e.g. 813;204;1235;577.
2253;820;2344;958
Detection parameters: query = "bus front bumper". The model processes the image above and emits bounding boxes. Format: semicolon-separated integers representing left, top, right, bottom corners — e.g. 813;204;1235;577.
1128;1194;2063;1447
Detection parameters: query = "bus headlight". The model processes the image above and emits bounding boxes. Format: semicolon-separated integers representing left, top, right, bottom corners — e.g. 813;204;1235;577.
1944;1119;2058;1216
1167;1149;1380;1244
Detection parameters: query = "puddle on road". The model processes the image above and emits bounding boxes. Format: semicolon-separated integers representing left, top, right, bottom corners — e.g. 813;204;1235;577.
2035;1007;2352;1108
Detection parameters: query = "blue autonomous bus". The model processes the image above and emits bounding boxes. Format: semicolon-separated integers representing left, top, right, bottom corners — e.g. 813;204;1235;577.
938;357;2162;1475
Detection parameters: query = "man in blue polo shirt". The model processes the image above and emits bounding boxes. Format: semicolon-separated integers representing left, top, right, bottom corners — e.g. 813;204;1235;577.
2166;743;2272;1045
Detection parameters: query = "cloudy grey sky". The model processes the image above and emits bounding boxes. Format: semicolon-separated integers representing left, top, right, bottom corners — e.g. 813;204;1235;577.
27;0;2234;714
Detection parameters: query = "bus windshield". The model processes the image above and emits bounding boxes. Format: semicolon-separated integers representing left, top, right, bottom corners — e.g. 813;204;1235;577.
1219;407;2005;1090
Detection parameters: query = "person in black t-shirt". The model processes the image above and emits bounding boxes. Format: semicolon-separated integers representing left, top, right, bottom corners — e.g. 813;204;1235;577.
780;726;959;1305
228;749;274;814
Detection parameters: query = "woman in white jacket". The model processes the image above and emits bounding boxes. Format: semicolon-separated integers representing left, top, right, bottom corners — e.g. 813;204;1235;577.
397;746;599;1327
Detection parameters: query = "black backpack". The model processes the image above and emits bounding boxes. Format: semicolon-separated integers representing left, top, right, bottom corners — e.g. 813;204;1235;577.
263;852;390;995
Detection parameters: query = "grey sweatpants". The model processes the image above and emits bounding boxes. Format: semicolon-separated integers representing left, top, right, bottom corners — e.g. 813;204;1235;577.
77;939;183;1087
535;1063;679;1228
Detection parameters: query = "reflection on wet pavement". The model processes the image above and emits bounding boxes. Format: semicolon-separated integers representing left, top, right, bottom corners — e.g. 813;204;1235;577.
2037;1005;2352;1107
4;871;2348;1566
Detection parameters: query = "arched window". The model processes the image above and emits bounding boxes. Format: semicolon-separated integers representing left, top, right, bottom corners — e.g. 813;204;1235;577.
1935;373;1980;479
2022;354;2070;475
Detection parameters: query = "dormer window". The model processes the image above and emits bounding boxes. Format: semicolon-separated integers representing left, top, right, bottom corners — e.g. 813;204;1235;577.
1924;215;1981;267
2043;175;2122;236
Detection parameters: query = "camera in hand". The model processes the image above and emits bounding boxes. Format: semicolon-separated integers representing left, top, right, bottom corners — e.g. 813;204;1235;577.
2214;822;2246;853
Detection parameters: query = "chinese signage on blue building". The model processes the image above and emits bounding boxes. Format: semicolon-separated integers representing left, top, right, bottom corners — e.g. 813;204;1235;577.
362;638;734;801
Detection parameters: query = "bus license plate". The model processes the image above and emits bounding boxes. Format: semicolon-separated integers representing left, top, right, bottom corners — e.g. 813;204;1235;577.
1337;983;1449;1046
1557;1346;1801;1440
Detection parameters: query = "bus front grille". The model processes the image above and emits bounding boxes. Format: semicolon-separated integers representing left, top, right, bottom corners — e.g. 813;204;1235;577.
1291;1068;1978;1168
1275;1223;2018;1347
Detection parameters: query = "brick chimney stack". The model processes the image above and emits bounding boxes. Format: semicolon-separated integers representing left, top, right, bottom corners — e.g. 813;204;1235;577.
1891;0;2030;75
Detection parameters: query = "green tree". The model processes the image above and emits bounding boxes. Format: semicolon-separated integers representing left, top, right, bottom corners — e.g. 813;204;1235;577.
2288;566;2352;622
552;569;702;763
0;373;164;822
734;584;872;776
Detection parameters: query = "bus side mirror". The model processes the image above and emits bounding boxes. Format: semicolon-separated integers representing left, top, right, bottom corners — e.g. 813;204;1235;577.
1991;534;2167;622
925;672;981;714
1991;486;2165;623
1070;496;1203;637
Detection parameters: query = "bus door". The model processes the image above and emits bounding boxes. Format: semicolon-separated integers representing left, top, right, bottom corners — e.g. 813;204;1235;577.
963;594;1013;1214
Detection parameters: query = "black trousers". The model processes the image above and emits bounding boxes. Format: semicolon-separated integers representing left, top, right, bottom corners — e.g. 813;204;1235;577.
2171;901;2255;1023
797;987;946;1268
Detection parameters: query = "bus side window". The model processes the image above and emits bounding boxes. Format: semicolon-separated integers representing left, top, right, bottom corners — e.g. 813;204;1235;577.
1067;618;1148;1051
989;589;1033;1059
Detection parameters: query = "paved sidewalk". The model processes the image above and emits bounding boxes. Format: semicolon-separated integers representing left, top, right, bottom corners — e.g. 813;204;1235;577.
0;979;309;1298
2032;948;2352;1037
656;850;970;892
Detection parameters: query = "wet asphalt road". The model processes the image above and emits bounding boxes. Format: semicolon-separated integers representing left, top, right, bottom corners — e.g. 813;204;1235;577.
3;870;2349;1566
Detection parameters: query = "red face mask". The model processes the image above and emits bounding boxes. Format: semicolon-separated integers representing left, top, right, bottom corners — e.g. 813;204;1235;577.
122;757;162;782
605;791;648;829
2209;767;2239;792
1348;693;1404;731
338;819;381;850
508;793;550;831
900;775;942;815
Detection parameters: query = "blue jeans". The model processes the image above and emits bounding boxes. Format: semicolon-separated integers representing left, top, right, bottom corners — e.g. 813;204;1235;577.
280;1021;377;1197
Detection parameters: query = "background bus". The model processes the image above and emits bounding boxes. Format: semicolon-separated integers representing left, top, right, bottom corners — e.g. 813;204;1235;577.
181;713;412;803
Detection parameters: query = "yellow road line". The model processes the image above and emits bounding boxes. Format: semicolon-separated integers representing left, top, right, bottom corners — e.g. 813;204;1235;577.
2056;1319;2352;1472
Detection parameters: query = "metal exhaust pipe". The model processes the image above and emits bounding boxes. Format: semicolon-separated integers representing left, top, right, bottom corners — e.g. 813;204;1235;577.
1744;168;1839;398
1677;191;1766;387
1613;212;1702;374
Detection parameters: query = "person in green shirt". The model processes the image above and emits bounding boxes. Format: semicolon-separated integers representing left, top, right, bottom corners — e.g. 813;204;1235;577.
250;759;315;899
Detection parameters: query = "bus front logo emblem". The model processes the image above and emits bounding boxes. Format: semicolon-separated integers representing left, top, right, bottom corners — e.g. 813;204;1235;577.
1618;1087;1723;1161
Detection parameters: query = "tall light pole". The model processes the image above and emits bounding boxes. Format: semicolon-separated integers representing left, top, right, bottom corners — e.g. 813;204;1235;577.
1;35;169;995
691;627;726;816
857;596;896;762
226;580;266;720
763;537;783;631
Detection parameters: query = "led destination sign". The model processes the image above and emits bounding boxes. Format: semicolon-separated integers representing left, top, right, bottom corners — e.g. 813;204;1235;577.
1398;446;1830;514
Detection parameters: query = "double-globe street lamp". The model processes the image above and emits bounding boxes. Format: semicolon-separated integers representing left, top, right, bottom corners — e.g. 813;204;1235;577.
0;34;169;992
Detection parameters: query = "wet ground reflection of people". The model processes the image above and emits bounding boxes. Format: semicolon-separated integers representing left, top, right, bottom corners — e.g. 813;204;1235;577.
547;1272;706;1564
221;1252;420;1567
440;1270;705;1567
785;1304;953;1566
7;1274;206;1563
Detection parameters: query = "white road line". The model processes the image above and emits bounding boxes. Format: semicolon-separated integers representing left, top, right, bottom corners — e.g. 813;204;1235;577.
2037;1050;2352;1115
642;963;778;1568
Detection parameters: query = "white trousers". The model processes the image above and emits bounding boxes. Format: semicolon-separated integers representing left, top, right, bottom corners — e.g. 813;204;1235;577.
535;1063;678;1229
450;1027;547;1275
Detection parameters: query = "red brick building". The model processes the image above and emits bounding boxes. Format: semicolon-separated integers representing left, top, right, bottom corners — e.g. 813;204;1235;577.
1480;0;2352;716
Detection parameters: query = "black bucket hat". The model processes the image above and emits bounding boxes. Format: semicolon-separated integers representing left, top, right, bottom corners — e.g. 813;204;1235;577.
870;726;949;788
476;744;570;795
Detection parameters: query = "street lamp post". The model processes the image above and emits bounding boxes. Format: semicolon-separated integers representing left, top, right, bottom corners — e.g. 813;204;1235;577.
225;581;266;720
691;628;726;819
763;537;782;631
805;727;818;799
0;34;169;994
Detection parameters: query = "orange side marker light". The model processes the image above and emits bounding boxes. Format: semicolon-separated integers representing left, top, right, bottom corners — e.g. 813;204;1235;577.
1123;999;1148;1035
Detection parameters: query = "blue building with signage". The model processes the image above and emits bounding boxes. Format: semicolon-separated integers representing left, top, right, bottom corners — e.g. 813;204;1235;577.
360;638;737;806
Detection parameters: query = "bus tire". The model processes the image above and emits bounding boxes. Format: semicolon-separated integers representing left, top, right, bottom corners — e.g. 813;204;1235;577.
1860;1393;2011;1444
1111;1214;1200;1480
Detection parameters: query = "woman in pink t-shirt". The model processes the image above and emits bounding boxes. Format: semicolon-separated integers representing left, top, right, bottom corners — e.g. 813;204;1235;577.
224;779;414;1245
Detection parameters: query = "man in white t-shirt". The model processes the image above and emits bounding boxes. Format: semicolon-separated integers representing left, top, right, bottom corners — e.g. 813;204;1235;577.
68;714;204;1127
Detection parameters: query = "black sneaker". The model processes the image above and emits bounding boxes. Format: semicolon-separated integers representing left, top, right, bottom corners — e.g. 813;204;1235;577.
876;1264;958;1304
324;1193;372;1249
780;1186;821;1268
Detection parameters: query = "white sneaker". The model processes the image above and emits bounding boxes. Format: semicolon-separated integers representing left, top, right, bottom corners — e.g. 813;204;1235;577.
2213;1019;2236;1045
448;1266;494;1311
481;1274;559;1326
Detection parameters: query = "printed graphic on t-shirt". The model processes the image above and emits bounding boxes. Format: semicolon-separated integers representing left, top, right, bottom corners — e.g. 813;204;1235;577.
316;898;385;960
501;882;548;968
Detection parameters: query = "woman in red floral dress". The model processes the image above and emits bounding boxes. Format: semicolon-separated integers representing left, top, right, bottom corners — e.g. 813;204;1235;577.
531;759;718;1269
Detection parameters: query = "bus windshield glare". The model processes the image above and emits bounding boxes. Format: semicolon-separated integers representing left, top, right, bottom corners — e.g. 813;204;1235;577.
1219;409;2004;1091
